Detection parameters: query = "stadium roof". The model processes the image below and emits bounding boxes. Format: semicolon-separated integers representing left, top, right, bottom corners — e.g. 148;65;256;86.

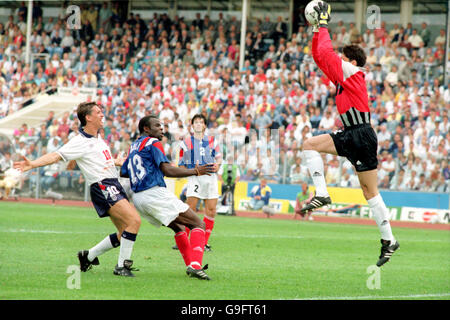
0;0;447;15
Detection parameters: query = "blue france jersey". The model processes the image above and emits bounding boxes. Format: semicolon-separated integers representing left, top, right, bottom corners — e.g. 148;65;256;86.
178;135;220;169
121;136;169;192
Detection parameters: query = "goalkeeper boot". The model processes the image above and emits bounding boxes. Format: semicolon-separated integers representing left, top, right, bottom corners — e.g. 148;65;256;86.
186;264;211;280
78;250;99;272
377;239;400;267
113;259;138;277
300;195;331;213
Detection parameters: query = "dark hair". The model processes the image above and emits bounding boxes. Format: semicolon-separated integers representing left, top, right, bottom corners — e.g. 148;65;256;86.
138;115;158;134
343;45;366;67
191;113;208;126
77;102;98;127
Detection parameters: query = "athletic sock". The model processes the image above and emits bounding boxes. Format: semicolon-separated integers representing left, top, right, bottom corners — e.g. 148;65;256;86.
88;233;120;262
203;215;215;245
367;194;396;243
118;231;137;268
174;231;191;266
301;150;329;197
189;228;205;270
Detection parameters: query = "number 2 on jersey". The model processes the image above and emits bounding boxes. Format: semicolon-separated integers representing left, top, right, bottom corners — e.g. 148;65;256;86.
127;154;146;184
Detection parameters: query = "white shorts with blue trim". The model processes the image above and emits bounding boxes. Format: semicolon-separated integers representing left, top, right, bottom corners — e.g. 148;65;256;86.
186;174;219;200
132;186;189;228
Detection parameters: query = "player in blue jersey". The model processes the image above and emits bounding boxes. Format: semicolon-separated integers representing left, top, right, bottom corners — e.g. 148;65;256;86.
120;115;215;280
178;114;220;251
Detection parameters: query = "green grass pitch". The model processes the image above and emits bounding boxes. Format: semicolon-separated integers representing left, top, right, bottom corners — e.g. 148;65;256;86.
0;202;449;300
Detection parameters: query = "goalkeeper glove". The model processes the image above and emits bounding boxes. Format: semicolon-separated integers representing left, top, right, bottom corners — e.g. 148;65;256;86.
314;1;331;28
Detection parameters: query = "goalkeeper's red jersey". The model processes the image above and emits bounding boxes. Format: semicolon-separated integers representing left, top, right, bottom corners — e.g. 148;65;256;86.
312;27;371;128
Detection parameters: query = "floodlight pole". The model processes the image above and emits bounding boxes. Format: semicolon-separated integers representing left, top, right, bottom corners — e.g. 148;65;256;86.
207;0;212;17
288;0;293;39
25;0;33;66
239;0;249;71
445;0;450;85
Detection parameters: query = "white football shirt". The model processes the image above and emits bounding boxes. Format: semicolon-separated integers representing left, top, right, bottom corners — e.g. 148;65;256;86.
56;129;118;185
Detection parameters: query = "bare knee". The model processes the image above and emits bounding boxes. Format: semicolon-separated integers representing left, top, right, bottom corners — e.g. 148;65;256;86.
302;138;314;151
192;219;205;231
205;204;216;218
133;214;142;229
360;183;378;200
168;222;184;234
126;213;141;232
178;208;205;230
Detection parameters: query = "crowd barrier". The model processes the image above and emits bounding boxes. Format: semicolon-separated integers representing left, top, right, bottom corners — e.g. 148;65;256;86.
9;173;448;224
168;179;450;224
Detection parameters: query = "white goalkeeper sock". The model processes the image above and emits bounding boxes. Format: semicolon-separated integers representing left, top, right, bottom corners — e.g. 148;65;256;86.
367;194;396;243
301;150;329;197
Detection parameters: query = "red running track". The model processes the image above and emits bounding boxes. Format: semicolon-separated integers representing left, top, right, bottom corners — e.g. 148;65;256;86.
3;197;449;231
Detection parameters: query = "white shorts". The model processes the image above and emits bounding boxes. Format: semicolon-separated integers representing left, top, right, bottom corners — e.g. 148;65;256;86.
131;186;189;228
186;174;219;200
119;177;133;199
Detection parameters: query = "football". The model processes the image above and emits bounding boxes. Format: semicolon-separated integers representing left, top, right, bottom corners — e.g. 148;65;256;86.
305;0;321;25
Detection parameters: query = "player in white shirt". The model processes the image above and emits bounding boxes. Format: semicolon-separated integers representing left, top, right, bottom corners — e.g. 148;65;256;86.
14;102;141;277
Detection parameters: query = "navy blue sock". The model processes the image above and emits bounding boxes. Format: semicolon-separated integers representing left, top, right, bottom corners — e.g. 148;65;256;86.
109;233;120;248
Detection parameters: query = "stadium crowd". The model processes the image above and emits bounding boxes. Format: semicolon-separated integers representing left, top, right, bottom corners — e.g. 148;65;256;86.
0;1;449;197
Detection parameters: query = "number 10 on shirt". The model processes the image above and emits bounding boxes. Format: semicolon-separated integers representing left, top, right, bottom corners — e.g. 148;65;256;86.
102;150;112;160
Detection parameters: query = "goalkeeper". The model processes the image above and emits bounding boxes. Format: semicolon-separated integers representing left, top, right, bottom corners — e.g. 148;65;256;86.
300;1;399;267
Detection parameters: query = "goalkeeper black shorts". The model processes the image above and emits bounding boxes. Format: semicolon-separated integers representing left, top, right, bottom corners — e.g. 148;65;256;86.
330;124;379;172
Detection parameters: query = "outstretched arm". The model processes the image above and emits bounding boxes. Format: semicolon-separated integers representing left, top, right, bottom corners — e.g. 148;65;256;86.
311;2;343;85
14;152;62;173
313;28;344;86
160;162;215;178
312;31;320;64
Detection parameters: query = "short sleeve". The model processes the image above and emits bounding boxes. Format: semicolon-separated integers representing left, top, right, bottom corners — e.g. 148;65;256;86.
150;140;169;168
56;136;86;161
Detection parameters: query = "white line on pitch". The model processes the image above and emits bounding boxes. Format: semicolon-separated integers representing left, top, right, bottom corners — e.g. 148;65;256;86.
3;228;304;239
296;292;450;300
3;228;448;242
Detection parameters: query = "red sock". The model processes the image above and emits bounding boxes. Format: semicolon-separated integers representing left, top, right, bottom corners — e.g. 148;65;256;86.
189;228;205;270
174;231;191;266
203;215;215;245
